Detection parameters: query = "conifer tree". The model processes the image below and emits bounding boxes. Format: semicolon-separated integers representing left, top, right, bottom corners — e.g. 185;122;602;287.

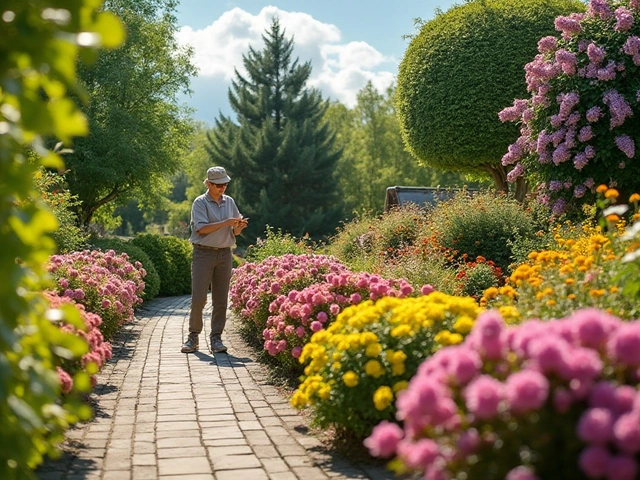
207;18;343;244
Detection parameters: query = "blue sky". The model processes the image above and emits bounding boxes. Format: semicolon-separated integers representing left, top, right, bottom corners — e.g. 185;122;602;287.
174;0;459;124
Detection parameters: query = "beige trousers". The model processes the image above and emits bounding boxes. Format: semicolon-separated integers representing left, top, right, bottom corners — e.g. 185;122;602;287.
188;247;233;336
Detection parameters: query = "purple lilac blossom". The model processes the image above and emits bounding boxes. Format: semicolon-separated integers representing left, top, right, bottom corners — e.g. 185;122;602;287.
586;106;602;123
537;36;557;53
555;49;577;75
588;0;613;20
554;15;582;38
587;43;606;65
553;144;571;165
603;90;633;129
506;163;525;183
597;61;617;81
578;126;594;143
615;7;635;32
552;198;567;215
615;135;635;158
574;184;587;197
549;180;563;192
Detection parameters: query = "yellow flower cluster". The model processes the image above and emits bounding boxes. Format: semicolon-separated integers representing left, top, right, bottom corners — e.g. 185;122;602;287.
292;293;481;434
481;220;635;320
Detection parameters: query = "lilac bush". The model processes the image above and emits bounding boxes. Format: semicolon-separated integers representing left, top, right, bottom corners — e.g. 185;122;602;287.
365;308;640;479
263;271;414;373
47;249;146;341
500;0;640;215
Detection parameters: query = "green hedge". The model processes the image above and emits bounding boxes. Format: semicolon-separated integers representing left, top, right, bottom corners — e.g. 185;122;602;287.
90;237;161;301
131;233;192;297
396;0;585;172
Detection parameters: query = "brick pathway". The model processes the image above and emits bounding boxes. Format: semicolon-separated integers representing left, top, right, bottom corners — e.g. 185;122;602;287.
37;296;393;480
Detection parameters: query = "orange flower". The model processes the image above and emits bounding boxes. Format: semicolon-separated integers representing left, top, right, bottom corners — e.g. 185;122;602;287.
605;189;619;199
629;193;640;203
606;214;620;223
596;184;609;193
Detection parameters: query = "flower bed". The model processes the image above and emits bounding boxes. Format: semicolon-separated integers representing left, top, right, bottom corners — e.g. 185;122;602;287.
44;291;112;393
47;249;146;340
263;271;415;374
229;254;350;346
292;290;481;438
365;307;640;480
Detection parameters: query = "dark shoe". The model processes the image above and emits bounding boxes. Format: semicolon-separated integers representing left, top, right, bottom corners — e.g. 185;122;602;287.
210;335;227;353
181;334;199;353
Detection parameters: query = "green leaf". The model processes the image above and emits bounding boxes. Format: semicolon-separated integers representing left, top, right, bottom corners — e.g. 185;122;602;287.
93;12;126;49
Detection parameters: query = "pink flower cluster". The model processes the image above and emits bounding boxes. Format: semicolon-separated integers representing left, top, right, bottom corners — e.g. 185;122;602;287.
229;254;349;327
45;291;113;393
263;272;414;361
48;249;145;340
498;0;640;213
365;308;640;480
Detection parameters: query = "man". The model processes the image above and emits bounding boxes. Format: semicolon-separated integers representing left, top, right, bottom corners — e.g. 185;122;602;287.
181;166;248;354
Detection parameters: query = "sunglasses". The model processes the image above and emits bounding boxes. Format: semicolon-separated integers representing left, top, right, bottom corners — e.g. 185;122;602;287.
211;183;228;188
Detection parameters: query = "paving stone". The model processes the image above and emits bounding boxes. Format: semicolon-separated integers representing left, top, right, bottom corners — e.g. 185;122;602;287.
37;296;392;480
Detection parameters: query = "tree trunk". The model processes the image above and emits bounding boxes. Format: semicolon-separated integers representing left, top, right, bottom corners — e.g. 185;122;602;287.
485;164;508;194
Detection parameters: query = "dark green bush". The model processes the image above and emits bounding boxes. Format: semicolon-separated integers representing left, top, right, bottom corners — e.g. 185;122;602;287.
428;191;538;272
90;236;161;301
131;233;192;297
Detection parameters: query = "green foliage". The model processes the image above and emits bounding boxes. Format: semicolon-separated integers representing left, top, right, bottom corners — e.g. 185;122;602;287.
326;205;461;293
207;18;344;245
459;262;499;298
396;0;584;192
131;234;192;296
64;0;197;227
429;191;539;272
90;236;161;301
326;83;476;215
244;226;313;263
0;0;124;476
34;168;89;253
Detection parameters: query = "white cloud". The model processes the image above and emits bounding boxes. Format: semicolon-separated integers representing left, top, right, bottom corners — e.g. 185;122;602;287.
176;6;397;110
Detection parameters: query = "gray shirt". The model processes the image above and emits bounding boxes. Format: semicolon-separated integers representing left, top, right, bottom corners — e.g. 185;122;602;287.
188;192;240;248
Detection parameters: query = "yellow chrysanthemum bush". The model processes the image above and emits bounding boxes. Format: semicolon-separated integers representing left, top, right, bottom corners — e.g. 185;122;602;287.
482;188;640;320
291;291;481;439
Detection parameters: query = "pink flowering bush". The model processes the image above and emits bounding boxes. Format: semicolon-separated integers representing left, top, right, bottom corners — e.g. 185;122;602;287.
229;254;349;345
500;0;640;215
365;307;640;480
47;249;146;341
263;271;415;374
44;291;112;393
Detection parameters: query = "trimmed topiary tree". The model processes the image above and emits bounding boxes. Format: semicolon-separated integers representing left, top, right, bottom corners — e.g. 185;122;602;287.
500;0;640;215
396;0;585;198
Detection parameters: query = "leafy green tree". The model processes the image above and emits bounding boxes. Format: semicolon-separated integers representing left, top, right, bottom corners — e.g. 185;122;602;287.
0;0;123;476
327;82;473;214
206;18;343;244
396;0;585;200
64;0;197;226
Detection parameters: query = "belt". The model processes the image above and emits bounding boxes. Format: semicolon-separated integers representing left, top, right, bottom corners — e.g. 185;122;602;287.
193;244;230;251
